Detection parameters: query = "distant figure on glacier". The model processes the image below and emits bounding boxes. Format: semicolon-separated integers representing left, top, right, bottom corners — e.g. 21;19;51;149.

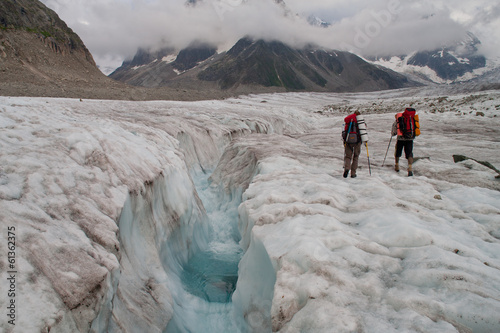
391;108;420;177
342;110;365;178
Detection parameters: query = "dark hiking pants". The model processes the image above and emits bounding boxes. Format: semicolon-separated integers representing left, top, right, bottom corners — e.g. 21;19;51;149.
395;140;413;159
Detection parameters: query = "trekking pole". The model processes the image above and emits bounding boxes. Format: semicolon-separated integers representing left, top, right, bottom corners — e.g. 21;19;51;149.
382;136;393;167
365;142;372;176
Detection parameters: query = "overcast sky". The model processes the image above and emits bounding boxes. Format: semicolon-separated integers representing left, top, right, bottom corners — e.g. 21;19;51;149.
39;0;500;73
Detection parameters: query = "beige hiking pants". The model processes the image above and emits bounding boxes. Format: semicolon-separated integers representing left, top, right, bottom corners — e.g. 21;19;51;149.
344;142;362;176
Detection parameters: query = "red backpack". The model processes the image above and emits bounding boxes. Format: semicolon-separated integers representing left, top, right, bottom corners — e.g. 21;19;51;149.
397;108;420;139
343;114;359;144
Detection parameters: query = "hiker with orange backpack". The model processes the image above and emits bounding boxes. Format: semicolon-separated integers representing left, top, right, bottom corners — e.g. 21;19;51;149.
391;108;420;176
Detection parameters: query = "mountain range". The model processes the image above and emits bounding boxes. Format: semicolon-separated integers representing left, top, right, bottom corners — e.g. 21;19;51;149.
109;38;415;93
0;0;498;100
109;1;498;93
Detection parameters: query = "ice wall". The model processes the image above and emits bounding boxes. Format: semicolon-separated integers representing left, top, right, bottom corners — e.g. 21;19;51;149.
98;165;208;333
209;133;330;331
0;98;181;332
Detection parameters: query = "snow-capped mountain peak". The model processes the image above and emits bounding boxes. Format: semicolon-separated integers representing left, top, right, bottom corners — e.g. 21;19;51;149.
368;32;492;84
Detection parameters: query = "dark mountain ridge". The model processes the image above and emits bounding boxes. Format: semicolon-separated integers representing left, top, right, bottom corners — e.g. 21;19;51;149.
111;37;416;93
109;42;218;87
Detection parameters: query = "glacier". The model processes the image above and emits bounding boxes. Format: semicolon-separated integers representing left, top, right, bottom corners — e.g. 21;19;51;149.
0;88;499;333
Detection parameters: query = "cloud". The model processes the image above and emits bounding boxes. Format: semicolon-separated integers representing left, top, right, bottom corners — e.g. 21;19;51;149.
460;3;500;60
327;3;469;56
39;0;500;71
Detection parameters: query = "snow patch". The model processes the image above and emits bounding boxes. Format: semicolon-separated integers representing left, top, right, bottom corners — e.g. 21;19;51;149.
162;55;177;63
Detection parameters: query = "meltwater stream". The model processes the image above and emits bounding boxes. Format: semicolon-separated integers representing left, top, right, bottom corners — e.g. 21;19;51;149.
164;171;244;332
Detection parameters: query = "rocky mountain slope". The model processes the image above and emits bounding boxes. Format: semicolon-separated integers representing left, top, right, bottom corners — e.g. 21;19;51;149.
1;0;104;97
111;38;416;93
109;43;217;88
0;0;223;100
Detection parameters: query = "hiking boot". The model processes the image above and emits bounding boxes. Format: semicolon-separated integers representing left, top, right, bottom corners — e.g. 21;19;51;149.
408;157;413;175
343;170;349;178
395;163;400;172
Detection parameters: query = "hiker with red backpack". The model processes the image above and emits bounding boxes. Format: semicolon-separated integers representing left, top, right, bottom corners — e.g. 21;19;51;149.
342;111;369;178
391;108;420;176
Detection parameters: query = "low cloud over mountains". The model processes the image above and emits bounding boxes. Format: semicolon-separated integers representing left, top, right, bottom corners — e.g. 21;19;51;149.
39;0;500;72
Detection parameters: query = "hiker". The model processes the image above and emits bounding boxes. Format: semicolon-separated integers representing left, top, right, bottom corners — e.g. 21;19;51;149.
391;108;420;177
342;111;364;178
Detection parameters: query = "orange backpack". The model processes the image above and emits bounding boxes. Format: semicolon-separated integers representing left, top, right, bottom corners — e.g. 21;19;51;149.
397;108;420;139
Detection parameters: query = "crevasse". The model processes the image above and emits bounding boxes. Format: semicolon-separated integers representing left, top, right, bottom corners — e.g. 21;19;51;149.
163;169;276;333
163;170;244;332
93;124;279;332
